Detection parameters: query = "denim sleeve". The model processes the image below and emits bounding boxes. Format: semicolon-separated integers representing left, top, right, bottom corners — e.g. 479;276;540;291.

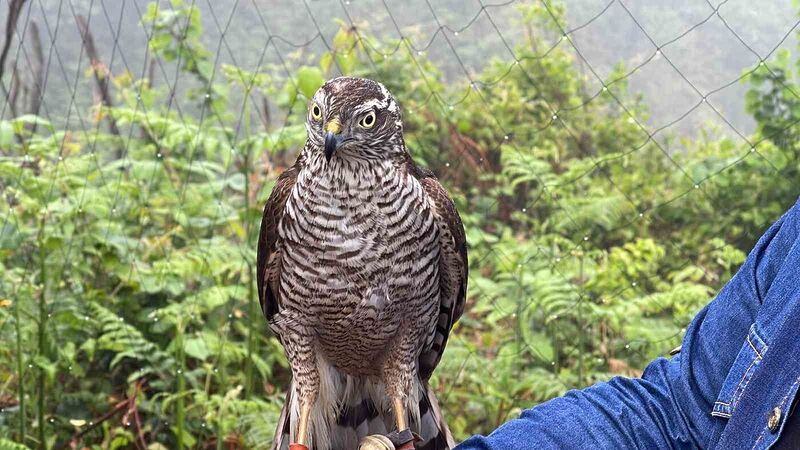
456;198;800;450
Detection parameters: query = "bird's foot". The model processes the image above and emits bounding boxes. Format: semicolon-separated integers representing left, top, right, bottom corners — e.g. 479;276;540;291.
388;428;418;450
358;429;419;450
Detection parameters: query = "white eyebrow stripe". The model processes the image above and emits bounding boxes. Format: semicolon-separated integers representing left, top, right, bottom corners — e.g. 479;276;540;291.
358;98;386;111
377;82;399;112
353;99;398;118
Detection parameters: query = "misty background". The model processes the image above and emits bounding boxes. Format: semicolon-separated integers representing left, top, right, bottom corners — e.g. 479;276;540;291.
4;0;799;143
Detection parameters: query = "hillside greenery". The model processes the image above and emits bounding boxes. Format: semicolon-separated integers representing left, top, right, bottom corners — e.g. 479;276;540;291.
1;1;798;449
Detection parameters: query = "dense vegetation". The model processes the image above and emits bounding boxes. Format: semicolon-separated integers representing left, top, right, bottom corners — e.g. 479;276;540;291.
1;1;798;448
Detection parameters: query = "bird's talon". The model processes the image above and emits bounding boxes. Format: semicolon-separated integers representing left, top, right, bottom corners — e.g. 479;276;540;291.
387;428;418;449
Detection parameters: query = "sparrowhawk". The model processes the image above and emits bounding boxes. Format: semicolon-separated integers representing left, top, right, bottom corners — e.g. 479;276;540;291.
257;77;468;450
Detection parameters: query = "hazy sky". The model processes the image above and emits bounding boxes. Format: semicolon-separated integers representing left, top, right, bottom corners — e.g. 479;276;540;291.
3;0;799;143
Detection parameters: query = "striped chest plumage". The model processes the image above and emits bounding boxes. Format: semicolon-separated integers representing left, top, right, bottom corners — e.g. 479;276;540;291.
275;154;441;374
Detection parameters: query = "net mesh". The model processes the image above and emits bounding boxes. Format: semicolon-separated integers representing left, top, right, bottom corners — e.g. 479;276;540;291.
1;0;799;448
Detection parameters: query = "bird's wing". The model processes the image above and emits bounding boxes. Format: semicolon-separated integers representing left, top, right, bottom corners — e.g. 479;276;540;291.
411;162;468;381
257;164;299;322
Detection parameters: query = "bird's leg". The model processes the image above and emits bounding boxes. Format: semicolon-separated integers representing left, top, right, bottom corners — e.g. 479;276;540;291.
273;314;319;450
386;395;417;450
357;397;413;450
290;359;319;449
384;357;414;434
288;389;317;450
359;329;421;450
382;331;419;449
392;396;408;431
295;400;313;447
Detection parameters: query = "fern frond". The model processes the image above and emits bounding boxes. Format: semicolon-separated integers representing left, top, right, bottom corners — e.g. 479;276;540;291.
0;438;31;450
88;302;175;377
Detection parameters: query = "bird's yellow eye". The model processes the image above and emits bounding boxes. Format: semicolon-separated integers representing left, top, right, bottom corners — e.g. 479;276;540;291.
359;111;376;129
311;104;322;121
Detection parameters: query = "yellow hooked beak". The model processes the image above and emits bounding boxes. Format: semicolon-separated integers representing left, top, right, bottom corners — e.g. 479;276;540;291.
324;116;343;161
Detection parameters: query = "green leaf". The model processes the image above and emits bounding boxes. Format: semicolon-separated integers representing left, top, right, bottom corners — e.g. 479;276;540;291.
296;66;325;99
33;355;57;382
0;120;14;148
184;336;211;361
0;438;32;450
337;52;356;75
320;52;334;73
11;114;53;133
110;433;133;450
170;425;196;448
523;332;555;362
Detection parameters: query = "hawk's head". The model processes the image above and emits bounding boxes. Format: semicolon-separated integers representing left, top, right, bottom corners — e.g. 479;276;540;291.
306;77;405;162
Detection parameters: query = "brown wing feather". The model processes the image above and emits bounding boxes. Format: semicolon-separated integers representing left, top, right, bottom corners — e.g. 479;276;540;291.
409;160;468;381
257;163;299;322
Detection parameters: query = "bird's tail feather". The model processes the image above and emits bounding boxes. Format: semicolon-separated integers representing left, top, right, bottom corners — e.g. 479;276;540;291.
271;379;454;450
272;388;291;450
416;382;455;450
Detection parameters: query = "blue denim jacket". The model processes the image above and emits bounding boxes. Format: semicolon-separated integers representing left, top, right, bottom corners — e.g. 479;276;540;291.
457;198;800;450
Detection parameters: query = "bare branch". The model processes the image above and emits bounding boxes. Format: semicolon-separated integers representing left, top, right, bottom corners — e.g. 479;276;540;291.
28;20;43;116
76;14;123;158
1;0;30;115
8;64;20;117
260;95;272;129
147;56;156;89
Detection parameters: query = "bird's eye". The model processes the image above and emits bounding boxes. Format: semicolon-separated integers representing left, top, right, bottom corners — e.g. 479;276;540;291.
359;111;376;129
310;104;322;121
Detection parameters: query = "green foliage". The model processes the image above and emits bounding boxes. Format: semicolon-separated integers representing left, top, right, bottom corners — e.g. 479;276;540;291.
0;1;797;448
0;438;31;450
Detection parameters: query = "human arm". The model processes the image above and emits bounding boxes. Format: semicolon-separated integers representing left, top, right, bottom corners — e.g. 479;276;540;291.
457;198;800;449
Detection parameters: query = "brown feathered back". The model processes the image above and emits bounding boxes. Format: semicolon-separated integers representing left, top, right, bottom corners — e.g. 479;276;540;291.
257;162;299;321
408;161;469;381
